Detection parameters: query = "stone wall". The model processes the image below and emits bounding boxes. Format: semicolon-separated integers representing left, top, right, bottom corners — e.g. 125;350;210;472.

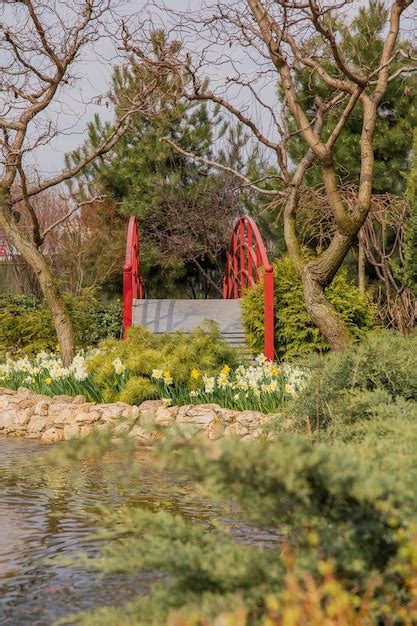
0;387;276;443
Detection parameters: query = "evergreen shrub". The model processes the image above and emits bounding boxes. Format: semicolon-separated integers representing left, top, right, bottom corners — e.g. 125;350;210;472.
87;323;239;405
0;292;122;356
59;434;405;625
289;329;417;431
241;256;376;360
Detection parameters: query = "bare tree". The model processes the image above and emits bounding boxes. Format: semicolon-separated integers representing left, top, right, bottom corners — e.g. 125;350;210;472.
0;0;169;364
124;0;417;349
294;184;416;331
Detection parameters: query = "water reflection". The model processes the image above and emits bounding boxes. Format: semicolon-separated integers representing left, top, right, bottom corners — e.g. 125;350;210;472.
0;437;277;626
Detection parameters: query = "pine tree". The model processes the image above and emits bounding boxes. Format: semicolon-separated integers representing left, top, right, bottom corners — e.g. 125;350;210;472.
285;1;417;193
402;130;417;295
66;32;244;297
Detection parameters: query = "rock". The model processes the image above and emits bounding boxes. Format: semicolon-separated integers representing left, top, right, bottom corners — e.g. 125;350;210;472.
75;410;102;424
223;423;249;438
235;410;265;425
138;400;165;425
72;395;86;404
80;424;93;437
99;404;127;422
0;409;19;431
215;408;238;423
76;402;95;411
0;387;274;443
13;407;33;428
53;395;73;403
122;405;140;419
113;421;131;434
55;407;79;425
63;423;80;440
176;404;219;426
208;416;225;440
27;416;48;434
128;425;161;443
155;405;177;426
42;427;64;442
34;400;49;417
18;399;36;410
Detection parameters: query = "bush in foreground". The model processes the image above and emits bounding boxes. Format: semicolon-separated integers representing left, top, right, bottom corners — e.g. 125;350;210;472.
289;329;417;433
54;433;410;626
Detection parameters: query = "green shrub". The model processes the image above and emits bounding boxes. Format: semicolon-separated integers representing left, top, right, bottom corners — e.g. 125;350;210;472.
58;434;405;625
66;291;122;346
87;322;239;404
118;376;159;405
0;292;122;356
0;294;56;355
289;329;417;431
241;256;376;360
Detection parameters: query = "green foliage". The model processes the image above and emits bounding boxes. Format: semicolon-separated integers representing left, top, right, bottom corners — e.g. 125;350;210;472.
152;358;291;413
66;292;122;346
284;1;417;193
0;351;102;402
290;329;417;432
242;256;375;360
5;328;417;625
56;434;404;625
86;323;239;404
400;129;417;294
118;376;159;405
66;34;237;298
0;293;122;356
0;294;56;355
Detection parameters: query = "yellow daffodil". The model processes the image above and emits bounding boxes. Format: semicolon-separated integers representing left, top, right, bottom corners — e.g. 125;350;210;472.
190;368;200;380
221;364;231;376
45;377;52;385
162;370;173;385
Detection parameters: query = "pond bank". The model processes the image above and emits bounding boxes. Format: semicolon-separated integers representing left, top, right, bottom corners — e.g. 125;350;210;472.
0;387;277;443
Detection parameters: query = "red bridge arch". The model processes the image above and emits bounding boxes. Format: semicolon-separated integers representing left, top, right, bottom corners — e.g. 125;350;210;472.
123;215;275;360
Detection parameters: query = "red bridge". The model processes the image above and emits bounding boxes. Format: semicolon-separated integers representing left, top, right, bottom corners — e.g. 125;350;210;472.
123;215;275;360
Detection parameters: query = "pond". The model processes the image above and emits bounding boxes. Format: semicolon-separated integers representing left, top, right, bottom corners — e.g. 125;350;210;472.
0;437;277;626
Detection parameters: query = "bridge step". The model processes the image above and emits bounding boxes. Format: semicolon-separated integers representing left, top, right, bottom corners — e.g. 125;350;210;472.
132;299;247;348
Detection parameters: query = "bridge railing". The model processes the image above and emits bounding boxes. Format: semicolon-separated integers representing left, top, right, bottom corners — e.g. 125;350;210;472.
223;216;275;360
123;214;274;359
123;216;143;336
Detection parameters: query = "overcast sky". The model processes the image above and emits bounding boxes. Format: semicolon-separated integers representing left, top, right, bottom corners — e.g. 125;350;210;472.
29;0;416;176
30;0;195;175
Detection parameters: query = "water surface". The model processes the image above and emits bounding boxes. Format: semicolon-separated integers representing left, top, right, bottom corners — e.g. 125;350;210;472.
0;437;277;625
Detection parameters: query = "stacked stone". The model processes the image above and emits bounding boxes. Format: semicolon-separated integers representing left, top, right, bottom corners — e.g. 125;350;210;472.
0;388;276;443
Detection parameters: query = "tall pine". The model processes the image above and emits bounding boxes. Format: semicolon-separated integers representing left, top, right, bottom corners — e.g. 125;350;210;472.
284;1;417;193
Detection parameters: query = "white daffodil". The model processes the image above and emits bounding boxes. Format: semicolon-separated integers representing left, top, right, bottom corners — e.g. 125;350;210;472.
112;357;126;375
203;375;215;394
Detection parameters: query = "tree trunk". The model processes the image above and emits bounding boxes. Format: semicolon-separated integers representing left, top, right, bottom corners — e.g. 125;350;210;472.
302;269;351;351
358;240;366;294
0;210;76;366
284;194;355;351
33;256;76;366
